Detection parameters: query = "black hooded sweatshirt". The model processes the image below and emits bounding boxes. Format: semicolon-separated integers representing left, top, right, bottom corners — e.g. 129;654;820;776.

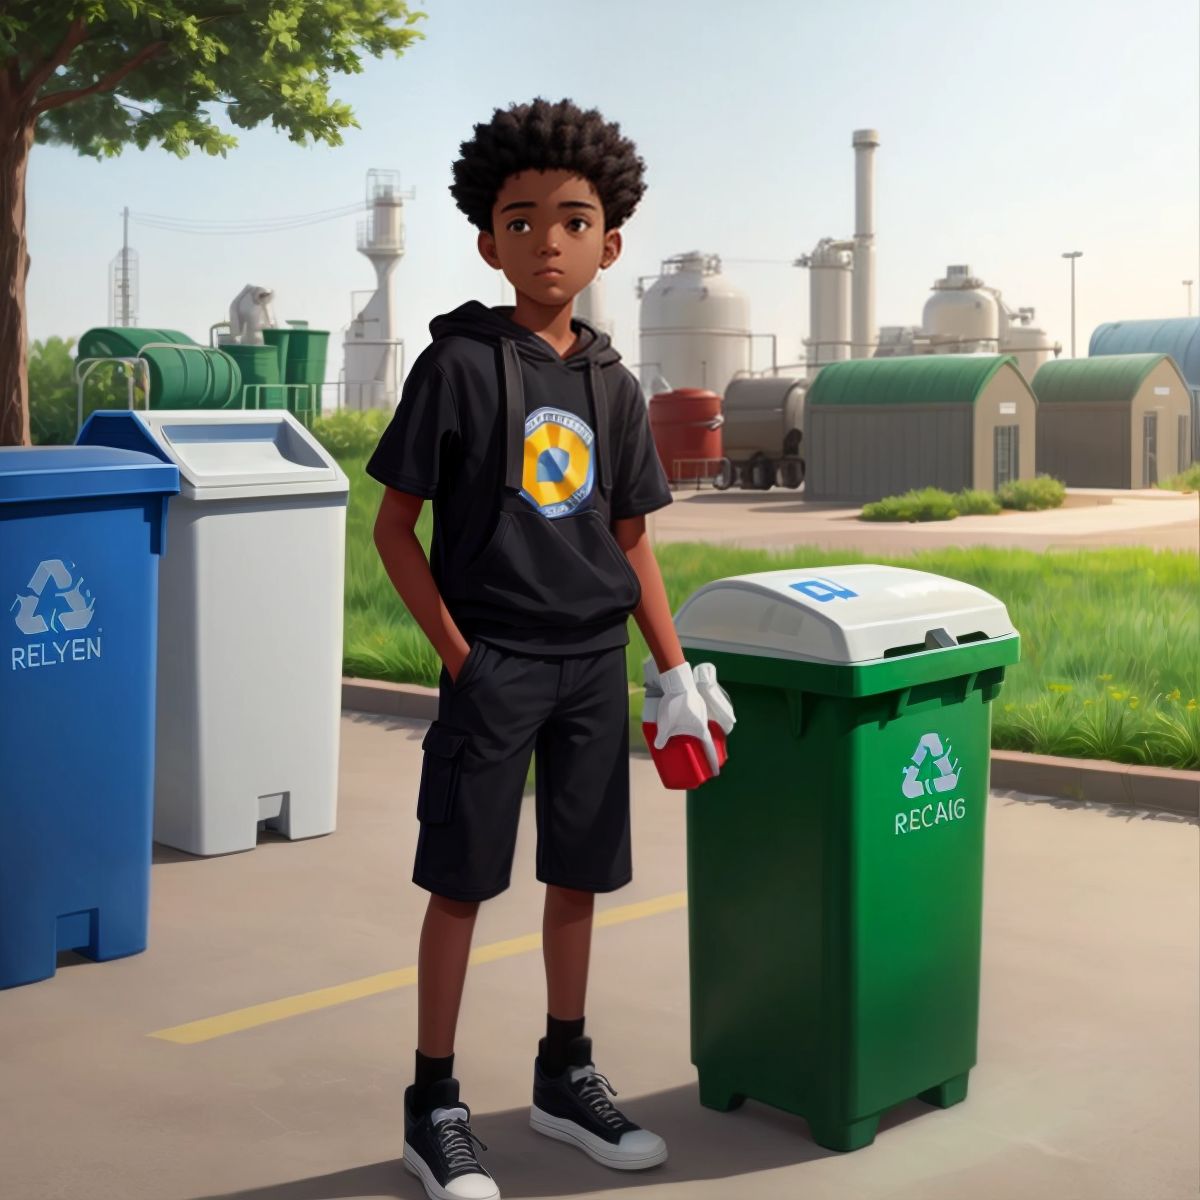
366;300;673;656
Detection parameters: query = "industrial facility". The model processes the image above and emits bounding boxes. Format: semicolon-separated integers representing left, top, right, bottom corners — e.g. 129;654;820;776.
633;129;1197;495
84;137;1196;496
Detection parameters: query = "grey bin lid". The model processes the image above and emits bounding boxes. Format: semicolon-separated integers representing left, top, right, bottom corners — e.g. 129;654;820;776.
85;410;347;501
674;565;1017;665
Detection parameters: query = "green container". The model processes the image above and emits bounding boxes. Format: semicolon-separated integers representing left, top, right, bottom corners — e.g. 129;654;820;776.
282;328;328;417
77;327;240;408
223;343;284;409
262;327;291;378
676;565;1020;1152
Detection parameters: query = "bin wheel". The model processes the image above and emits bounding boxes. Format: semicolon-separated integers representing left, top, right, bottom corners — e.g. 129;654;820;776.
712;457;734;490
698;1075;746;1112
749;456;774;490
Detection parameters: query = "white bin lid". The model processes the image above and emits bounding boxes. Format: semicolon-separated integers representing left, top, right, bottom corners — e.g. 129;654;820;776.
132;410;346;500
675;565;1017;665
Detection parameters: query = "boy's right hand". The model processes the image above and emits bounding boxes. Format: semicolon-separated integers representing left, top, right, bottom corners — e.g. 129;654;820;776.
445;643;470;683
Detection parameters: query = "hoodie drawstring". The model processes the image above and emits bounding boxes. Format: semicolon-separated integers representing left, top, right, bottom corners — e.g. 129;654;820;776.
499;336;610;502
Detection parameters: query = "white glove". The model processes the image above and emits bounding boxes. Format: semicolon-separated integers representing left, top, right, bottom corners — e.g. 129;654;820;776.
653;661;721;776
693;662;736;735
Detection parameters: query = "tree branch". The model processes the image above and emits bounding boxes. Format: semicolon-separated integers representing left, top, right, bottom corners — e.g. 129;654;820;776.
32;40;167;116
16;14;89;109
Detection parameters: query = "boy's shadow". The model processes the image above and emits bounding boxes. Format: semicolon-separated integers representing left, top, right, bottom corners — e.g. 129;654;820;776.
191;1083;930;1199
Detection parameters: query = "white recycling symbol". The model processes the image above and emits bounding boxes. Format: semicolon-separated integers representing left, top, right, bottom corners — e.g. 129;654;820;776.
900;731;960;799
11;559;96;636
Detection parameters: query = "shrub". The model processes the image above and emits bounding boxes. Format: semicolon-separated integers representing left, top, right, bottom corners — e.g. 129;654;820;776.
950;488;1002;515
997;473;1065;511
1156;462;1199;493
861;487;959;522
310;408;390;457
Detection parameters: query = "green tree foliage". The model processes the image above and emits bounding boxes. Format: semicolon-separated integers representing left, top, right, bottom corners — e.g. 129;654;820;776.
0;2;426;446
29;335;140;445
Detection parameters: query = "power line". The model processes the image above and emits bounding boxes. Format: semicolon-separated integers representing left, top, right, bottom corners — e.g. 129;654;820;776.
130;200;368;235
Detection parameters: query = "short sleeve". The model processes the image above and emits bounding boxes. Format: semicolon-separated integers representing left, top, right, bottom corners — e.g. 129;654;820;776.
610;377;673;520
366;355;460;497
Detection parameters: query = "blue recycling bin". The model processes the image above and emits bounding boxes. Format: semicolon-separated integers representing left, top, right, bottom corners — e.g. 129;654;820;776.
0;446;178;989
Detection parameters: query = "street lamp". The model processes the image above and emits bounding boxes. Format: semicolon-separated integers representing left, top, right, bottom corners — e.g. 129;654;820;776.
1184;280;1194;317
1062;251;1083;357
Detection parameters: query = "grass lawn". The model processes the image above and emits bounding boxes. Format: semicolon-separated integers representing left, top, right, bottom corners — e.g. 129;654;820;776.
339;451;1199;772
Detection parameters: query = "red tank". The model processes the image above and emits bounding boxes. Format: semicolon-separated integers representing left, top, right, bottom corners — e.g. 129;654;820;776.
647;388;724;484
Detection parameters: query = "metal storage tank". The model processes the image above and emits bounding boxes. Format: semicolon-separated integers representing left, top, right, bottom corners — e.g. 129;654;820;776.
1032;354;1193;487
638;252;751;397
1090;317;1200;463
718;377;806;488
922;266;1000;353
804;355;1036;503
648;388;724;484
998;308;1058;382
797;239;853;370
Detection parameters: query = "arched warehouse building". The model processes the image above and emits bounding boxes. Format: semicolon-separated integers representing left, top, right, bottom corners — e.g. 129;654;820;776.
1090;317;1200;463
803;355;1036;503
1031;354;1193;488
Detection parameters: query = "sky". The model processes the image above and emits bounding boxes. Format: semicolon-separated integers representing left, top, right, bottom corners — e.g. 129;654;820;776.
24;0;1200;392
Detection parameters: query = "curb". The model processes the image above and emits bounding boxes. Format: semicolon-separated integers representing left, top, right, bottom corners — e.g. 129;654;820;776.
341;677;1200;820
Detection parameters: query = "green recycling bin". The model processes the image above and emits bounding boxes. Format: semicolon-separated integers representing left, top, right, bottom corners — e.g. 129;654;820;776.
677;564;1020;1152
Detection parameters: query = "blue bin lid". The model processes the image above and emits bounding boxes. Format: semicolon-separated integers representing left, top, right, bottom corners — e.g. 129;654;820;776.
0;446;180;506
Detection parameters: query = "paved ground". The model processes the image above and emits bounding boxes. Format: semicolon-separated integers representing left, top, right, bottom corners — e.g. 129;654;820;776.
3;712;1196;1200
647;485;1200;555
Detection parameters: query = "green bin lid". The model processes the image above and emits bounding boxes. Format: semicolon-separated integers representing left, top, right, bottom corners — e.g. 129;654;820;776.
0;446;179;505
675;565;1016;665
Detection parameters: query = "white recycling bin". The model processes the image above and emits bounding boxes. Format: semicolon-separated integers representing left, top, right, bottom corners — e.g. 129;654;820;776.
78;410;348;855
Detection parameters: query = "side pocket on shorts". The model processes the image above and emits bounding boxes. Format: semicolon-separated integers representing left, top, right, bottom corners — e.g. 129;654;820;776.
417;721;468;825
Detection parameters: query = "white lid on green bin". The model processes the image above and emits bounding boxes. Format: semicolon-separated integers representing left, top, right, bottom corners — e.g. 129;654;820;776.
132;410;346;501
674;565;1016;664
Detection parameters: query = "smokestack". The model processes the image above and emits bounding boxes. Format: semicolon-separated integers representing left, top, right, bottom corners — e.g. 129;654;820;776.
851;129;879;359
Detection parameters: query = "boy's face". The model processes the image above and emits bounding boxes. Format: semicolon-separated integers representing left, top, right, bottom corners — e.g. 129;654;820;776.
478;168;622;306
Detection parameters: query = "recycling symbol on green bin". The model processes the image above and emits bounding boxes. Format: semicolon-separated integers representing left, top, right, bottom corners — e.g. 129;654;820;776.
11;559;96;636
901;732;960;800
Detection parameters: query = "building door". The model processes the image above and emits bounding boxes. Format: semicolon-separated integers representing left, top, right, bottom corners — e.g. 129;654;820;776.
993;424;1019;488
1142;411;1158;486
1180;414;1191;473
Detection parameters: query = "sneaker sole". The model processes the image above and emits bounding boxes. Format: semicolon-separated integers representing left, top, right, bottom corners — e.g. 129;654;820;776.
403;1140;501;1200
529;1105;668;1170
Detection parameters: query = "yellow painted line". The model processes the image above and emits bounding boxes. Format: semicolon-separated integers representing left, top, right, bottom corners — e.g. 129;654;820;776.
150;890;687;1045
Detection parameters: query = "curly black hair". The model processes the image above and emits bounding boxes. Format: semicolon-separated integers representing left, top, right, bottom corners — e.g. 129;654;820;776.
450;96;647;233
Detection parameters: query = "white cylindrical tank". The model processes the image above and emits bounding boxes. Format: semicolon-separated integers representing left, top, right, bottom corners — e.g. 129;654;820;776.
922;265;1000;352
999;306;1060;380
801;239;853;369
575;274;613;339
639;251;751;396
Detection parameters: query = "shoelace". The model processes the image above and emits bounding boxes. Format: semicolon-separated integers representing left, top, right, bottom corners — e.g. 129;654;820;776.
573;1069;627;1131
437;1117;489;1173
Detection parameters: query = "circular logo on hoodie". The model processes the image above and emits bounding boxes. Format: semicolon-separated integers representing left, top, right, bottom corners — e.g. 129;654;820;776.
520;407;595;518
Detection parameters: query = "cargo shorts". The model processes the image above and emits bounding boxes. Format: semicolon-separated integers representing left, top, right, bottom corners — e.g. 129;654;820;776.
412;639;633;902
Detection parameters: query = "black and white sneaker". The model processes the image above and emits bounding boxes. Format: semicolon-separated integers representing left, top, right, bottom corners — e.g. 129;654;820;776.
403;1077;500;1200
530;1036;668;1170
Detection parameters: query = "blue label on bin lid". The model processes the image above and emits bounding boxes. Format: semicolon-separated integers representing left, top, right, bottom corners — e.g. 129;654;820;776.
0;446;180;505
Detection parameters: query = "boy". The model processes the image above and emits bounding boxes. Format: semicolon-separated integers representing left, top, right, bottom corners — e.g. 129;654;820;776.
369;97;731;1200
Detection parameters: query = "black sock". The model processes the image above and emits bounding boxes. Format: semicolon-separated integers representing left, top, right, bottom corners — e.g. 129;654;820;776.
411;1050;454;1115
539;1013;585;1077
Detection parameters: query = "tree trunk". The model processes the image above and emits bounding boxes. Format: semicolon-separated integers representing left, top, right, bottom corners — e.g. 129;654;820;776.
0;119;35;447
